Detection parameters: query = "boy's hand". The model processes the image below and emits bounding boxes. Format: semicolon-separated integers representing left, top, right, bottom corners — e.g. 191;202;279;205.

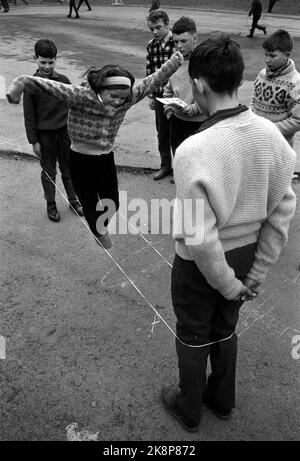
32;142;42;159
243;276;261;295
148;98;155;110
232;283;257;302
173;51;184;64
182;104;194;117
165;108;174;120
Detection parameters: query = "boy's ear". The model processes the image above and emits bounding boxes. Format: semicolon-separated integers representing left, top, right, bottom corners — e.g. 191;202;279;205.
193;78;205;95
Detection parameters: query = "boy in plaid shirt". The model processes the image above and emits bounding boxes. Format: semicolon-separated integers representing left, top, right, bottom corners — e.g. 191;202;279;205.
146;9;175;180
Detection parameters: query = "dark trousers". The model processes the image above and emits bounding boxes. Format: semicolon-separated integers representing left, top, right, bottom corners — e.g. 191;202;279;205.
68;150;119;235
171;243;256;422
38;127;77;205
250;14;265;35
170;115;202;156
154;98;172;172
77;0;91;10
1;0;9;11
68;0;79;16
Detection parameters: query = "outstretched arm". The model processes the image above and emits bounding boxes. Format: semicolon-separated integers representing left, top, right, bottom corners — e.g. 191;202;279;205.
6;76;97;108
131;51;184;105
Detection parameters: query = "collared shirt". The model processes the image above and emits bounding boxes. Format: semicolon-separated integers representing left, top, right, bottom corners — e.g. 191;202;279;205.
146;32;175;97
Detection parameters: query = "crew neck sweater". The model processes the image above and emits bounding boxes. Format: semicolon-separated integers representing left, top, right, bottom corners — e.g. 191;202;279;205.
7;53;182;156
251;59;300;146
173;109;296;300
23;70;71;144
163;59;206;122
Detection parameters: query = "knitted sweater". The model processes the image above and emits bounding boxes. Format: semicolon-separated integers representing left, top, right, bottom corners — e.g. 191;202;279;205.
23;70;71;144
173;109;296;300
251;59;300;146
163;60;206;122
7;53;182;156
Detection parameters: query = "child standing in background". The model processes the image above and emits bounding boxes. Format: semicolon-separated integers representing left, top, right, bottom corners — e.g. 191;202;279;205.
8;52;183;248
23;39;82;223
163;17;206;183
247;0;266;38
251;30;300;151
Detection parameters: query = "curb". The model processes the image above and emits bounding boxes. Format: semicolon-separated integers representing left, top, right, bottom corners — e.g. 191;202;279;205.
0;150;157;175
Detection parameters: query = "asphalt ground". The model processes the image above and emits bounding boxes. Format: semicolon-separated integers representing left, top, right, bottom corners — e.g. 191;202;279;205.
0;4;300;442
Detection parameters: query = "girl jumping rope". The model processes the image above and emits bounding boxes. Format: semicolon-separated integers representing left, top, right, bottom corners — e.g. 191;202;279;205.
7;51;183;249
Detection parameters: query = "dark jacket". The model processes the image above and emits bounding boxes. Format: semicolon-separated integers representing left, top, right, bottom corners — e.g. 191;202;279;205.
23;70;71;144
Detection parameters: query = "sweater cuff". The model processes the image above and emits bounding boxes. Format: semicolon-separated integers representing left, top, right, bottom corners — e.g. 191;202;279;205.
217;277;244;301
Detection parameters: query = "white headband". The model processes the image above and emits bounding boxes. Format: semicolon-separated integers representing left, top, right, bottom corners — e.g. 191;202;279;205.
103;76;131;87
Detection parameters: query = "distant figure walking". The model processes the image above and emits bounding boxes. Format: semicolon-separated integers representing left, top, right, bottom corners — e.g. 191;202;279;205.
247;0;267;38
1;0;9;12
67;0;79;18
268;0;279;13
149;0;160;12
13;0;29;5
77;0;91;11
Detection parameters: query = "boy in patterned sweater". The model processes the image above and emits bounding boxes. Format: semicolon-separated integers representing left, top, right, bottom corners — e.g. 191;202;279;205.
251;29;300;150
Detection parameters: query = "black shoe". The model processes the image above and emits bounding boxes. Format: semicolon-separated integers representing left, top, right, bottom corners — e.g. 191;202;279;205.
203;393;232;420
161;385;200;433
74;15;80;18
247;34;254;38
94;232;112;249
69;200;83;216
153;169;171;181
170;175;175;184
263;27;267;35
47;203;61;222
67;14;71;17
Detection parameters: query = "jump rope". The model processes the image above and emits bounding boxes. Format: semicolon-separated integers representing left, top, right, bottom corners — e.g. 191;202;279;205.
39;161;235;349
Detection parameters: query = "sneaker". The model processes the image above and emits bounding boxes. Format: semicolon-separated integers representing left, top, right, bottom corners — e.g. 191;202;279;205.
94;232;112;249
69;200;83;217
161;385;200;433
47;203;60;222
203;393;232;420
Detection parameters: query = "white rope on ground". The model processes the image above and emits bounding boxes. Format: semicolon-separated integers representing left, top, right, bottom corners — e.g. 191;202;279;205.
39;162;235;348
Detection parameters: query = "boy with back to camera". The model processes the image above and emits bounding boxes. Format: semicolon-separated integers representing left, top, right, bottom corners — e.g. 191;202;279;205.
23;39;83;222
163;16;206;183
146;9;175;181
161;34;296;432
251;29;300;152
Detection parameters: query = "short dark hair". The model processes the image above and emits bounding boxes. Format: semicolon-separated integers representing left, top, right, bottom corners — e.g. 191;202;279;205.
172;17;197;35
189;34;244;94
147;9;169;25
84;64;135;99
263;29;293;53
34;39;57;59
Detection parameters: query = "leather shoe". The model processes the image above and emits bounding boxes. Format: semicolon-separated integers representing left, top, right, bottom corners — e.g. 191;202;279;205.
203;393;232;420
153;169;171;181
161;385;200;432
47;203;60;222
69;200;84;217
94;232;112;249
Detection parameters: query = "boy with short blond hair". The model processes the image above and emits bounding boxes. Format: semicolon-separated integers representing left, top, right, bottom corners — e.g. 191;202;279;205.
251;29;300;149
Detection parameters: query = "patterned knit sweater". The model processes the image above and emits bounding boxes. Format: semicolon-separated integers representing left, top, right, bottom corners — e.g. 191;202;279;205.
251;59;300;146
173;109;296;300
7;53;182;156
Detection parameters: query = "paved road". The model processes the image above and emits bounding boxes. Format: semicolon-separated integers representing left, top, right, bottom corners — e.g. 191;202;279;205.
0;5;300;170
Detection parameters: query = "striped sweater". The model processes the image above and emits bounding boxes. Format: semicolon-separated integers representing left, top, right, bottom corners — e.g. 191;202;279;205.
7;53;183;156
251;59;300;146
173;109;296;300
